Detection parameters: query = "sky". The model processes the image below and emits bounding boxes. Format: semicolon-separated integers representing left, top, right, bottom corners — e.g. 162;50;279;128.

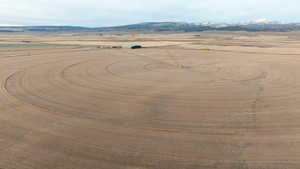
0;0;299;27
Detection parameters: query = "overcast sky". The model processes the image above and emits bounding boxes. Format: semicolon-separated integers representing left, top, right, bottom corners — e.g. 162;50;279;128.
0;0;299;27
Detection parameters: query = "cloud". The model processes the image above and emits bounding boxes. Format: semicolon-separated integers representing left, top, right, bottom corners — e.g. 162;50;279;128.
0;0;300;26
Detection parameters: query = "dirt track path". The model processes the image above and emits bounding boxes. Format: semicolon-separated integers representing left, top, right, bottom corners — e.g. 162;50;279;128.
1;47;300;169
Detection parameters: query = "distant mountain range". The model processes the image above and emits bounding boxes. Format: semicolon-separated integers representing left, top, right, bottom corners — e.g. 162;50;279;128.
1;22;300;32
0;26;87;32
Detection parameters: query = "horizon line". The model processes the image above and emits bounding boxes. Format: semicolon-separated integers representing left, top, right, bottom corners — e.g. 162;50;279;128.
1;20;300;28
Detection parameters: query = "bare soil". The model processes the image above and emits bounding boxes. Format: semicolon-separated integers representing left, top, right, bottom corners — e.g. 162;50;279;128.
1;31;300;169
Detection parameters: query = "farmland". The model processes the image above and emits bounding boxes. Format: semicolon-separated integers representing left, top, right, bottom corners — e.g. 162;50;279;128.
1;31;300;169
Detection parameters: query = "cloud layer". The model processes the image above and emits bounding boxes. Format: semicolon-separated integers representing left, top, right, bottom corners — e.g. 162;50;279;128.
0;0;299;26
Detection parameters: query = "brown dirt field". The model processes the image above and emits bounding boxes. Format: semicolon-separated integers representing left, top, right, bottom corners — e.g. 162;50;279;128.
1;32;300;169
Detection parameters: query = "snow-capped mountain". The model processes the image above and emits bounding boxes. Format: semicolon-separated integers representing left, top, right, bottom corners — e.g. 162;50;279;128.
1;21;300;32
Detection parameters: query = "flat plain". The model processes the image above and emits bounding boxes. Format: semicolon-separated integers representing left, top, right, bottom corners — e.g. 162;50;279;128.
1;31;300;169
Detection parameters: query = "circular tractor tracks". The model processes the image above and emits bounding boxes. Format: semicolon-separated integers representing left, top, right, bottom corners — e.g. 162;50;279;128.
2;48;300;169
